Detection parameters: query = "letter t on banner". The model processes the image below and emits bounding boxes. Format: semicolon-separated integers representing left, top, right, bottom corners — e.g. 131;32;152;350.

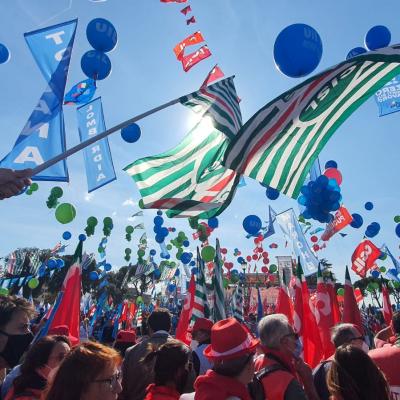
76;97;116;192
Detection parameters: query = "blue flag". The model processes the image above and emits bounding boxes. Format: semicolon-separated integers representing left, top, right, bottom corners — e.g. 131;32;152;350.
0;19;77;181
76;97;116;192
374;75;400;116
64;79;97;105
257;288;263;322
382;244;400;282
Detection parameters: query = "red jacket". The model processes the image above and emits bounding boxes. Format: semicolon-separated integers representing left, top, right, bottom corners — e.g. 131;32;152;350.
144;384;181;400
194;370;251;400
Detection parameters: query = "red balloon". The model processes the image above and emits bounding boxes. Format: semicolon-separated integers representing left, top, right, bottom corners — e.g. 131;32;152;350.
261;266;269;273
252;254;258;260
257;247;264;253
221;248;228;254
324;168;342;185
311;235;318;243
268;275;276;282
254;238;260;244
257;233;264;241
313;244;320;251
262;251;269;258
246;255;252;262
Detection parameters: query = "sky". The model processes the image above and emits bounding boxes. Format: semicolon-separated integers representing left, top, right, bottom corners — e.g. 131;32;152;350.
0;0;400;288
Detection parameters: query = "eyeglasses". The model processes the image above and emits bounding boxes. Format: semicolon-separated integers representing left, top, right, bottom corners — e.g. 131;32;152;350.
94;371;121;391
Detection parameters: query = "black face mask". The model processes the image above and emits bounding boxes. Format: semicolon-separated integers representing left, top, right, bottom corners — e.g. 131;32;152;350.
0;330;33;368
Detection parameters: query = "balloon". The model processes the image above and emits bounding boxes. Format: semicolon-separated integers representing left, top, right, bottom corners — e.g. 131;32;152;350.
365;25;391;51
395;224;400;238
191;267;198;275
324;160;338;169
56;259;65;269
266;186;279;200
81;50;112;80
30;183;39;192
208;217;219;229
89;271;99;281
28;278;39;289
168;283;176;293
137;249;145;258
323;168;342;185
346;47;367;60
136;296;143;304
201;246;215;262
51;186;64;198
154;216;164;226
371;270;380;278
121;123;141;143
62;231;72;240
79;234;87;241
243;215;262;235
87;216;98;226
86;18;118;52
269;264;277;273
261;266;269;274
150;249;157;256
380;266;386;273
237;257;245;264
394;216;400;223
246;255;252;262
365;202;374;211
159;227;169;237
126;226;134;234
174;269;180;277
0;43;10;64
337;288;344;296
298;195;308;206
154;269;161;279
311;235;318;243
252;254;258;261
273;23;323;78
47;259;57;269
55;203;76;224
350;213;363;228
180;252;192;264
183;240;190;247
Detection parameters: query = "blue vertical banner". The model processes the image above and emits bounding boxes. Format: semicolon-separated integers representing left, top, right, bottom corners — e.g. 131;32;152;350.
0;19;77;181
76;97;116;192
374;75;400;116
276;209;319;276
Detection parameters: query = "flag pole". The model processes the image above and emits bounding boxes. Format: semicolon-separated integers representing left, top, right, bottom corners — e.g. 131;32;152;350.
31;96;181;176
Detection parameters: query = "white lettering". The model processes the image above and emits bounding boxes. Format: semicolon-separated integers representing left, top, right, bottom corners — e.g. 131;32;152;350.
14;146;44;165
88;128;97;136
34;99;51;115
38;123;49;139
45;31;65;45
97;173;106;182
55;47;71;62
93;154;102;162
87;119;96;128
91;145;101;154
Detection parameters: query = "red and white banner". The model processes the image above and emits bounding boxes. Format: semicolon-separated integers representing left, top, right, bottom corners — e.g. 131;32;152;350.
173;31;205;60
321;206;353;241
351;239;381;278
182;45;212;72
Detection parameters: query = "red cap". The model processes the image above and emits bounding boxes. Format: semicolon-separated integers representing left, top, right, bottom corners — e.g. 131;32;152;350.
116;330;136;343
204;318;259;361
191;318;213;333
48;325;79;346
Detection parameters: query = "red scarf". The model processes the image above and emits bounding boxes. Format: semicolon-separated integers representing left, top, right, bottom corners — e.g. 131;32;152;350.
144;384;181;400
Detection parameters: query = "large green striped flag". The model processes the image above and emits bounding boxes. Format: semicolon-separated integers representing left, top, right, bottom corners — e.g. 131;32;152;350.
212;239;226;322
223;45;400;198
191;247;210;322
124;77;242;219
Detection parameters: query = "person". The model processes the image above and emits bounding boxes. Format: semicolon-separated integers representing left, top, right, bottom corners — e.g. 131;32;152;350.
43;341;122;400
113;330;137;357
194;317;258;400
369;311;400;399
119;308;172;400
48;325;79;347
255;314;319;400
327;344;390;400
313;323;368;400
143;339;191;400
0;296;35;369
0;168;32;200
4;335;70;400
190;318;213;376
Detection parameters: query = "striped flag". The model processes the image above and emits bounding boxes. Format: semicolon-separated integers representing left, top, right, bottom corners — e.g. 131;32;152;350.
223;45;400;198
232;284;244;322
191;248;210;322
135;305;143;328
212;239;226;322
124;77;242;219
343;266;363;333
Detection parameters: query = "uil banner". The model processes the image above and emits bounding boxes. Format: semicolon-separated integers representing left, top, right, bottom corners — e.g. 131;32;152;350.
0;19;77;181
374;75;400;116
276;209;319;276
77;97;116;192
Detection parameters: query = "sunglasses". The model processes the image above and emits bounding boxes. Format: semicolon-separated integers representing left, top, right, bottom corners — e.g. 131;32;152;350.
94;371;121;391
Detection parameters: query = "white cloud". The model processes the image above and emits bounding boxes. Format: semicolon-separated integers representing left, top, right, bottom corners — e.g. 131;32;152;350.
84;192;94;202
122;198;137;207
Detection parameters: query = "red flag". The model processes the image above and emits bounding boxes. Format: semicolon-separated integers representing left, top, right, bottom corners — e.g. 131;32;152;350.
49;260;81;343
351;239;381;278
175;275;195;345
180;5;191;15
326;277;341;325
294;262;324;368
182;45;212;72
173;31;205;61
315;266;335;358
200;64;225;88
186;16;196;25
382;283;393;326
321;206;353;241
343;266;363;333
276;277;294;326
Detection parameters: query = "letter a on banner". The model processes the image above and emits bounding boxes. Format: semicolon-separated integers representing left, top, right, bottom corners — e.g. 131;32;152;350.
76;97;116;192
0;19;77;181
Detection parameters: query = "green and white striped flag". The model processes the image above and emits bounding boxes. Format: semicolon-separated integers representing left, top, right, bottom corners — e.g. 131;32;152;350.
232;283;244;323
223;45;400;198
124;77;242;219
212;239;226;322
191;247;210;322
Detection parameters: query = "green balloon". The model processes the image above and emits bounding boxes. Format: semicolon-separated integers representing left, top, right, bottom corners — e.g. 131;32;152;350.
201;245;216;262
103;217;113;227
125;248;132;254
337;288;345;296
395;216;400;223
55;203;76;224
380;254;387;261
167;244;173;251
269;264;277;273
28;278;39;289
178;231;186;239
372;282;379;290
380;266;387;273
170;261;177;268
126;225;134;234
136;296;143;304
30;183;39;191
0;288;9;296
51;186;63;198
98;247;104;253
87;216;98;226
138;199;144;209
137;249;145;257
393;281;400;288
26;190;33;195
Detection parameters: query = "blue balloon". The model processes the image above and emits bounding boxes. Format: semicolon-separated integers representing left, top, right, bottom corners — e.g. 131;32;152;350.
86;18;118;52
159;227;169;237
237;257;245;264
154;216;164;226
104;263;112;271
371;270;380;279
324;160;338;169
191;267;198;275
89;271;99;281
346;47;367;60
62;231;71;240
168;283;176;292
266;186;280;200
350;213;363;228
183;240;190;247
297;195;308;206
365;202;374;211
189;260;196;266
365;25;391;51
365;228;377;238
273;24;323;78
231;269;239;276
56;259;65;269
0;44;10;64
180;252;192;264
208;217;219;229
243;215;262;235
154;269;161;279
157;210;163;216
396;224;400;238
81;50;112;80
79;234;87;242
150;249;157;256
174;269;180;277
121;123;141;143
155;234;164;244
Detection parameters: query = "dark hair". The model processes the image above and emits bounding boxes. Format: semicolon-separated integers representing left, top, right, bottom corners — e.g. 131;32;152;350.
331;323;358;348
13;335;71;395
0;296;35;329
44;341;121;400
113;342;133;357
143;339;189;386
213;353;253;377
327;344;390;400
147;308;171;333
392;311;400;334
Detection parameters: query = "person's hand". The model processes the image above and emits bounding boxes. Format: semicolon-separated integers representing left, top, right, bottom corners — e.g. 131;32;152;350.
0;168;32;199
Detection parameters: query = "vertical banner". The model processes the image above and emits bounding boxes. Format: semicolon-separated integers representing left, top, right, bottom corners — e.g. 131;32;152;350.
276;209;319;276
374;75;400;116
0;19;77;181
77;97;116;192
276;255;293;286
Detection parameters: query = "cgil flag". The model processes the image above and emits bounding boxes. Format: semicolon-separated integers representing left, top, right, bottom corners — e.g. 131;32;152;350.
182;45;212;72
124;77;242;219
223;45;400;198
191;248;210;322
173;31;204;61
276;272;294;326
175;274;195;345
232;284;244;323
212;239;226;322
351;239;381;278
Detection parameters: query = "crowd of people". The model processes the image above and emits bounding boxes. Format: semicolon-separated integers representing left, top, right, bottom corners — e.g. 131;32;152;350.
0;295;399;400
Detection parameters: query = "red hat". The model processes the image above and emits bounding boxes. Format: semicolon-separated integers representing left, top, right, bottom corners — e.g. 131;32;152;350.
190;318;213;333
48;325;79;347
204;318;259;361
116;330;136;343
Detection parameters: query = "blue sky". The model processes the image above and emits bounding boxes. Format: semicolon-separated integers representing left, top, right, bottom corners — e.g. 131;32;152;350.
0;0;400;287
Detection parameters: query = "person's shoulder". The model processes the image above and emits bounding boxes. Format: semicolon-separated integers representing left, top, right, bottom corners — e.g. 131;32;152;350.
369;344;400;359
